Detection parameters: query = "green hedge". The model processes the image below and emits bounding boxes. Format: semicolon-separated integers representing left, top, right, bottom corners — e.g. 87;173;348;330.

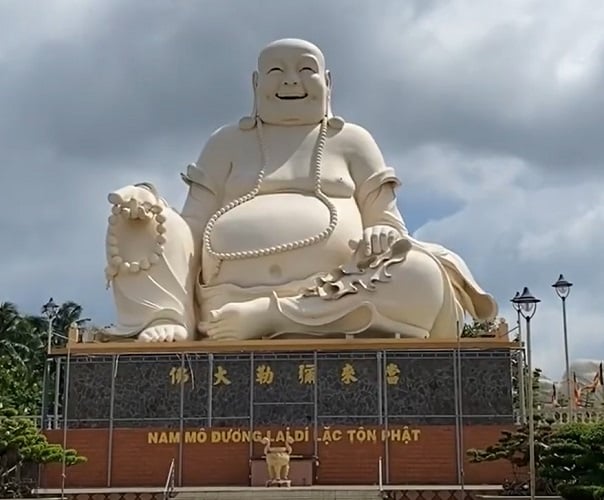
558;485;604;500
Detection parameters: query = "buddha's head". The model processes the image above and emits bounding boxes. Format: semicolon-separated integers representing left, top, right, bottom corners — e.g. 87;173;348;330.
242;38;336;128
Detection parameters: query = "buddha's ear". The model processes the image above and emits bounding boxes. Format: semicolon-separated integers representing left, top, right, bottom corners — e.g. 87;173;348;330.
239;71;259;130
325;70;344;130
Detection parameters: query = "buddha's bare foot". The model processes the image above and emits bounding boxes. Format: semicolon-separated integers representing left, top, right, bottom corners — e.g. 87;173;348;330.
203;297;274;341
137;324;189;343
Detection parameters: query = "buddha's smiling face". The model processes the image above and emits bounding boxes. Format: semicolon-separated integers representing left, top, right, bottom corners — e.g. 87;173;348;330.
255;39;329;125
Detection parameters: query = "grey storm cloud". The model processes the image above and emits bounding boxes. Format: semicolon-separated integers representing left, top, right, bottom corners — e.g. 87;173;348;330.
2;0;602;173
0;0;395;165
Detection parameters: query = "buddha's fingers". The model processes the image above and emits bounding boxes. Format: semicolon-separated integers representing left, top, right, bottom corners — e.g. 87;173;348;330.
108;185;157;208
107;188;131;206
108;185;162;222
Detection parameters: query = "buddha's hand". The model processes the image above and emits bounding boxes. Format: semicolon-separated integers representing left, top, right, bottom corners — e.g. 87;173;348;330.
107;184;163;222
362;225;403;256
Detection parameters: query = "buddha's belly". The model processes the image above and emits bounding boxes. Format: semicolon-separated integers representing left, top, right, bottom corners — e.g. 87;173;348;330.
202;193;363;287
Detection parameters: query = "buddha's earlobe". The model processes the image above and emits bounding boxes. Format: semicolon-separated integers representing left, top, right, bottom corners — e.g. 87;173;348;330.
239;71;259;130
325;70;344;130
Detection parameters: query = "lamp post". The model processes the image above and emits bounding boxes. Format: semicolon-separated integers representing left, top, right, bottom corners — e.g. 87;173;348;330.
41;298;59;355
41;298;60;429
512;292;526;424
552;274;573;420
511;287;540;500
60;333;72;500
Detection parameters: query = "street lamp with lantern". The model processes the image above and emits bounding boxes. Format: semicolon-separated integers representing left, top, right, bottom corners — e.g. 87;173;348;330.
511;287;540;500
40;298;59;431
511;291;522;338
41;298;59;355
512;291;527;424
552;274;573;418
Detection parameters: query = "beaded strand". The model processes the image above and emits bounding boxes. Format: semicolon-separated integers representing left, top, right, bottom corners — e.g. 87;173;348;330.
202;118;338;262
104;195;166;288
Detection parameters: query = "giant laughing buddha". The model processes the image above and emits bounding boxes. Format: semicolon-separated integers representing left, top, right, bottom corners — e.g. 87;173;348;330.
104;38;497;343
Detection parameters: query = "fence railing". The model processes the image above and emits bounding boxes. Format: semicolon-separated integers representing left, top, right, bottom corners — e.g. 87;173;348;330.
541;408;604;424
162;458;175;500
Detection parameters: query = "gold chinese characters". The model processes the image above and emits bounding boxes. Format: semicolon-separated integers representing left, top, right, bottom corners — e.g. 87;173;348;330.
298;364;315;384
340;363;358;384
168;362;405;386
256;364;274;385
169;367;190;385
213;365;231;386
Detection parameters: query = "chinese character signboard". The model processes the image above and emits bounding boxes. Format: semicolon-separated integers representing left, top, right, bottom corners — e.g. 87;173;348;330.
211;355;249;426
317;355;379;424
181;354;209;426
66;350;514;429
252;356;314;426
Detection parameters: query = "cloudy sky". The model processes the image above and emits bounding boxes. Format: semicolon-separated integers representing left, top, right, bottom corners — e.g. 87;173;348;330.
1;0;603;378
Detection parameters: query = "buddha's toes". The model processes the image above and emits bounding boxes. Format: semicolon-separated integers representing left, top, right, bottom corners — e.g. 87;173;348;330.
137;324;188;343
204;297;274;341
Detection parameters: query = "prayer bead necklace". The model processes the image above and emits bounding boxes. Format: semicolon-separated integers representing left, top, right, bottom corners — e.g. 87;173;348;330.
202;117;339;262
104;188;166;287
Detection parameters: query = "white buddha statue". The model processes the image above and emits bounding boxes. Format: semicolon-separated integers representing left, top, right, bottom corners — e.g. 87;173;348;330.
104;38;497;343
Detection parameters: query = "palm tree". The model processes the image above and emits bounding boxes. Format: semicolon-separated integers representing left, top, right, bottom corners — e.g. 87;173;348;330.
0;299;87;416
0;303;37;365
0;303;45;414
52;301;84;347
23;300;84;351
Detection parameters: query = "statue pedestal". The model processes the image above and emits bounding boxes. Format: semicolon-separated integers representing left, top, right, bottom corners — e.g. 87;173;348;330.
251;457;314;486
62;337;513;354
266;479;292;488
43;338;519;489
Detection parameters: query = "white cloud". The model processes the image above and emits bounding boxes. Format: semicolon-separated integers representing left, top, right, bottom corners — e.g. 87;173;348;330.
0;0;107;60
369;0;604;169
408;145;604;379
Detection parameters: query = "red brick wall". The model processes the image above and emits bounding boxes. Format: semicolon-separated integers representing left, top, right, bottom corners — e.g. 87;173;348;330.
42;424;515;488
43;429;109;488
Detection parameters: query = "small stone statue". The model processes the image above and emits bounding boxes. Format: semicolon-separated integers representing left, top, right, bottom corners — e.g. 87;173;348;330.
493;318;509;338
262;436;294;487
67;322;80;344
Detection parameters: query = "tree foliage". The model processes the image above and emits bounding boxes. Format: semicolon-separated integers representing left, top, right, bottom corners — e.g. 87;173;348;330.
0;357;42;416
467;414;558;494
461;319;497;338
0;300;87;414
0;408;86;497
0;302;46;415
468;419;604;496
541;422;604;487
0;301;87;497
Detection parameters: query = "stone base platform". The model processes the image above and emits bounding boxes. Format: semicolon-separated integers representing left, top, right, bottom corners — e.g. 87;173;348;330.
41;338;520;489
54;337;518;356
35;485;503;500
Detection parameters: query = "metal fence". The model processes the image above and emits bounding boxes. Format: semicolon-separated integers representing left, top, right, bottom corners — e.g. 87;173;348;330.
42;348;518;430
38;346;524;488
